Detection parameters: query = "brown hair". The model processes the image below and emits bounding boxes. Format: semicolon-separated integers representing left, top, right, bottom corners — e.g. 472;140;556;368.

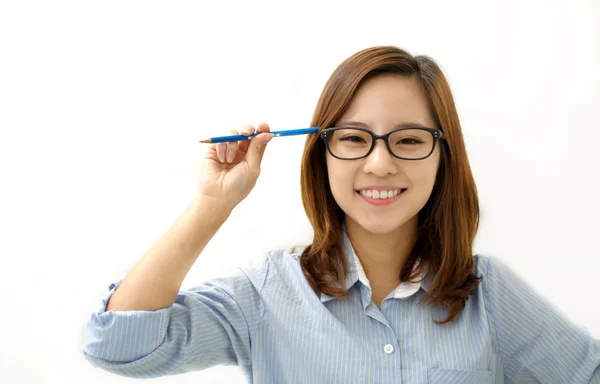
297;46;481;325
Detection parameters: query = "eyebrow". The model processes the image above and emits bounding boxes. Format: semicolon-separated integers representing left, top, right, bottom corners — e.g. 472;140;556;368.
336;120;430;129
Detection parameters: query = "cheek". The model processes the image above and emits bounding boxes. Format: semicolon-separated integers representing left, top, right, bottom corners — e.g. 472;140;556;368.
406;161;439;190
326;161;354;199
328;167;349;191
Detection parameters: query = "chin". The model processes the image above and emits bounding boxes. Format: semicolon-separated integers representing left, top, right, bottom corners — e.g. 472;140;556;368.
347;215;409;235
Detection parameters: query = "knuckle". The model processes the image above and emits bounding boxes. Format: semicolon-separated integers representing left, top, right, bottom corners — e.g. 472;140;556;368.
242;124;255;135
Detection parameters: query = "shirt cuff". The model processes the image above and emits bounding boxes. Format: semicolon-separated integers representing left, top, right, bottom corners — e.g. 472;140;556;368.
83;278;172;363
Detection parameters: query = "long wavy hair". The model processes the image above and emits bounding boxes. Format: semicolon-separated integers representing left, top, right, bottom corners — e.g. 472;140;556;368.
297;46;482;325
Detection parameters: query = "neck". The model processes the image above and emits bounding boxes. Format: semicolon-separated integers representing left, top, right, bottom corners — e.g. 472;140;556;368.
344;217;417;284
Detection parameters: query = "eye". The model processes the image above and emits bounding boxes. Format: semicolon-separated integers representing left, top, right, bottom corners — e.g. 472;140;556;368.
340;135;367;143
397;138;422;145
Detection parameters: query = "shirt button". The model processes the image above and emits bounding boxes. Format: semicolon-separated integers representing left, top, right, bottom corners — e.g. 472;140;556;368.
383;344;394;354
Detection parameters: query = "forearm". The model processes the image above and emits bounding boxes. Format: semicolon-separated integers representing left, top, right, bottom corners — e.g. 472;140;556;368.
106;195;233;312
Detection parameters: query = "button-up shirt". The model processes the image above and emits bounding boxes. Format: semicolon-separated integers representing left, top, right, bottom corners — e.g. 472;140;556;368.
83;229;600;383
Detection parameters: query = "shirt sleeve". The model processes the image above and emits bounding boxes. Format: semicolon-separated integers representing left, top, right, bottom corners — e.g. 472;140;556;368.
480;255;600;383
82;253;270;379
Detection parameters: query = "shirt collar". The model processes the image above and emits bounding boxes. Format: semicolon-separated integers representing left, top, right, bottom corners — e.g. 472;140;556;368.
320;224;431;303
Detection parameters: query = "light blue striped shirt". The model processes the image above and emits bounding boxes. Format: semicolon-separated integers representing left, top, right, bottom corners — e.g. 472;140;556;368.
83;229;600;383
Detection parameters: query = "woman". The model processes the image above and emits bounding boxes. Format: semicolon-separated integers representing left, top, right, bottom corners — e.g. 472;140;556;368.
83;46;600;383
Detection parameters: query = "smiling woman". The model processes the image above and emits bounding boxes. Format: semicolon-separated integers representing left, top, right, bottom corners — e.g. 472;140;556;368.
82;45;600;383
299;50;474;319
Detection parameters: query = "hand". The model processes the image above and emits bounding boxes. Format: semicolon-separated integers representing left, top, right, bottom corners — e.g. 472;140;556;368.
198;123;274;209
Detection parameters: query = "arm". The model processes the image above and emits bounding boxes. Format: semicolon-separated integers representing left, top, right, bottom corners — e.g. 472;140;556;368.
481;255;600;383
82;196;269;378
83;257;268;378
106;195;234;312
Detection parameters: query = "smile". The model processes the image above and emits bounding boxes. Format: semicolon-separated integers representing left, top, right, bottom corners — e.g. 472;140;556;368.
355;188;407;206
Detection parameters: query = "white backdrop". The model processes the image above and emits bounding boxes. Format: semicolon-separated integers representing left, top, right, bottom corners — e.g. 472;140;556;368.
1;1;599;383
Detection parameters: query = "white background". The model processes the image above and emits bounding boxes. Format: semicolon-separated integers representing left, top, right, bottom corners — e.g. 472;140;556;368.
1;1;599;383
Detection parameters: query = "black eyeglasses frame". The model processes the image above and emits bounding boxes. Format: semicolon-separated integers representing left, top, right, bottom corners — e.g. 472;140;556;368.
320;126;445;161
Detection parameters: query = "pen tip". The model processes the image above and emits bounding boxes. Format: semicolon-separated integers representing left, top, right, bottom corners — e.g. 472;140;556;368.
200;139;211;143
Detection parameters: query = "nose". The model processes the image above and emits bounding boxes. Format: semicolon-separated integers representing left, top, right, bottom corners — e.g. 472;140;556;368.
361;139;397;176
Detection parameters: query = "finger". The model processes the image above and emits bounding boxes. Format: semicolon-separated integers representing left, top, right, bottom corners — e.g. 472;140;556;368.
246;129;274;171
225;129;241;163
215;138;227;163
256;122;271;134
237;124;256;154
249;122;271;143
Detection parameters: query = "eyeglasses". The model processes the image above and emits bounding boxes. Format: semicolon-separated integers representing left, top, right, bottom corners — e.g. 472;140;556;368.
320;126;444;160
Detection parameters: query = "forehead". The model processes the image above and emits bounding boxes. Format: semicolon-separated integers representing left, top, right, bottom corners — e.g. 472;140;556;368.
336;74;435;132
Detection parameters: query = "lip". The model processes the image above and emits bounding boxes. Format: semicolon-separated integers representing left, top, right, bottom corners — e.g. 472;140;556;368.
356;189;407;206
355;185;405;191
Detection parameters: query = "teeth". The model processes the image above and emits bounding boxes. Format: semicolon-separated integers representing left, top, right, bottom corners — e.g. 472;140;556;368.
358;189;403;199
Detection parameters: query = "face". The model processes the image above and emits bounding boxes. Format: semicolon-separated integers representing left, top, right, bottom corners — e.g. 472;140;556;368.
326;74;441;235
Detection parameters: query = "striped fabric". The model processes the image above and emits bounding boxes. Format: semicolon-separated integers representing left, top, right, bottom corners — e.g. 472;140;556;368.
351;249;424;300
83;229;600;383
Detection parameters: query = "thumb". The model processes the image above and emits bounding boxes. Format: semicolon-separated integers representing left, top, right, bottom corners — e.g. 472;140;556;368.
246;132;274;171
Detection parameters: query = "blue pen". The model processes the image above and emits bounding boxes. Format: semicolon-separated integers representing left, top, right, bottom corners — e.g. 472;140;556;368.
199;127;320;143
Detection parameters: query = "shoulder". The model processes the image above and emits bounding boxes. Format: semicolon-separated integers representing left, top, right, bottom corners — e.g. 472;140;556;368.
472;253;522;286
235;247;306;292
471;254;517;301
472;253;544;310
472;254;510;291
472;253;492;271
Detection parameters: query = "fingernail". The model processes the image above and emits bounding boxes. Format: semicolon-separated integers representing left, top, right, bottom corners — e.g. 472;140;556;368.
226;149;235;163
